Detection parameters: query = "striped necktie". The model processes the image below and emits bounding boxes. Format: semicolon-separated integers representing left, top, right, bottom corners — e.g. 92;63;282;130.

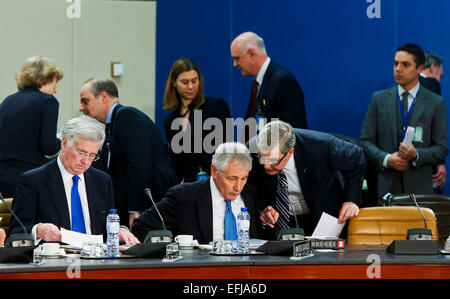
275;171;291;234
71;175;86;234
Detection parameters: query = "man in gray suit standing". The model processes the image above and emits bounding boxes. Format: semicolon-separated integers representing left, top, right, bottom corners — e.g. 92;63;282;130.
360;43;448;198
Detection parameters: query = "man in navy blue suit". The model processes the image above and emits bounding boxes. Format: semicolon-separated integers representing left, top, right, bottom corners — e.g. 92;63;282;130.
250;121;365;237
230;31;308;142
79;78;178;229
9;116;139;245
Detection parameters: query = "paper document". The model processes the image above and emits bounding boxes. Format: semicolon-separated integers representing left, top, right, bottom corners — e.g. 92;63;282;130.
311;212;345;238
61;228;103;249
403;126;415;146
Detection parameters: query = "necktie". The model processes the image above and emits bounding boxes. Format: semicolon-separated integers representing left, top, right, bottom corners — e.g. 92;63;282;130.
248;79;259;117
71;175;86;234
401;91;409;115
275;171;291;234
244;80;259;142
224;200;237;240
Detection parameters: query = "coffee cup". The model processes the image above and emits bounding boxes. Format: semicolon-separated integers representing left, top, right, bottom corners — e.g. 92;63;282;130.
174;235;193;246
39;242;60;256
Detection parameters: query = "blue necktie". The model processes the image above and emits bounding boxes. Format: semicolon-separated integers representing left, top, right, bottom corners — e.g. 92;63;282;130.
71;175;86;233
224;200;237;240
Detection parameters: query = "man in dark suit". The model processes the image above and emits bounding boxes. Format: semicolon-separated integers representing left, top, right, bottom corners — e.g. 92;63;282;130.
419;52;446;192
360;44;448;197
79;78;178;228
9;116;139;245
230;32;308;141
420;52;443;96
132;142;261;244
250;121;365;238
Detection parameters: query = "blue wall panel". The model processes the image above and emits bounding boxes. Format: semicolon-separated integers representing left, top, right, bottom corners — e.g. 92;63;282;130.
155;0;450;193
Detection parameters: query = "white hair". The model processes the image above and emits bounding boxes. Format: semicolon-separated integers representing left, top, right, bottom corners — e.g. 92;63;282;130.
257;120;296;154
212;142;252;173
62;115;105;147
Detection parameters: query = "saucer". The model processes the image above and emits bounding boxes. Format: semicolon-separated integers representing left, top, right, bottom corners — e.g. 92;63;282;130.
179;240;199;249
39;253;63;259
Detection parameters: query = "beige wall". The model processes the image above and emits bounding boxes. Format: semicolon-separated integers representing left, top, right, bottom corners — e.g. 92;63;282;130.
0;0;156;129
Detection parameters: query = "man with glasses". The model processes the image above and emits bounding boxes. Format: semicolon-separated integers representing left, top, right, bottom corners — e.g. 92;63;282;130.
249;121;365;237
79;77;178;228
8;115;139;245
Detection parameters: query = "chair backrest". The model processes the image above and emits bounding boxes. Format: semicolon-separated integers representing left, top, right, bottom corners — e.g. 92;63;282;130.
347;206;438;245
0;197;13;234
387;194;450;245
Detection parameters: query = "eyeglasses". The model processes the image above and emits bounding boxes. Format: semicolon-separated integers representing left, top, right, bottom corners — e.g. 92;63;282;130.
76;149;100;161
258;151;288;167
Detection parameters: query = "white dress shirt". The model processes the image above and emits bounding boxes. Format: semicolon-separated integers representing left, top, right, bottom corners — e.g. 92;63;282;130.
283;154;310;215
57;156;92;235
210;178;245;241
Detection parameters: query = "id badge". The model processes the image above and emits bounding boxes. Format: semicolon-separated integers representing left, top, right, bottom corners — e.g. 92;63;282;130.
413;126;423;143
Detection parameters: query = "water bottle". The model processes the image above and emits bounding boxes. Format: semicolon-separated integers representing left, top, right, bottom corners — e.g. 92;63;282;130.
237;207;250;254
255;105;265;133
106;209;120;257
196;167;208;181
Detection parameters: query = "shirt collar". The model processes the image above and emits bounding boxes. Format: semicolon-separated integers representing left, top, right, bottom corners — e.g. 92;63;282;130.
398;81;420;98
256;57;271;86
106;102;119;124
283;151;296;173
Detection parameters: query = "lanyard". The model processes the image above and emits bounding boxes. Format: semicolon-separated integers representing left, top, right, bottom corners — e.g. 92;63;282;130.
398;94;416;139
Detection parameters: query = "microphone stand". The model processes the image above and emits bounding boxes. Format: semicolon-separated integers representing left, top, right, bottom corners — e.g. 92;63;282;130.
0;193;34;247
276;186;305;241
406;194;432;240
143;188;172;243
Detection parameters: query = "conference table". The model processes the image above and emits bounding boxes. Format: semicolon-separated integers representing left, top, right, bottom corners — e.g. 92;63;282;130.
0;244;449;279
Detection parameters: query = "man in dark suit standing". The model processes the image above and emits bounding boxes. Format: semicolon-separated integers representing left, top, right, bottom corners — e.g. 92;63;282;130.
79;78;178;228
360;44;448;197
132;142;261;244
9;116;139;245
230;32;308;141
251;121;365;238
420;52;443;96
419;52;446;192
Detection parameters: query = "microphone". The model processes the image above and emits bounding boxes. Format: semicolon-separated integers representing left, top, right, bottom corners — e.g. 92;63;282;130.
0;193;34;247
382;192;393;206
406;194;432;241
143;188;172;243
276;186;305;241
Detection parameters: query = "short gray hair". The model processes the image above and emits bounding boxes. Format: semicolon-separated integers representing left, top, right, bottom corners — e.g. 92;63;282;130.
238;32;267;55
257;120;296;154
424;52;443;69
212;142;252;173
62;115;105;147
84;77;119;98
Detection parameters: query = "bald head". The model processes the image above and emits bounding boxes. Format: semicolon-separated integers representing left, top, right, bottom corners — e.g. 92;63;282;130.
230;32;268;77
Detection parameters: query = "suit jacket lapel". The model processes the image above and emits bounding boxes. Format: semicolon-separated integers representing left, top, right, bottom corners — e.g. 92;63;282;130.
386;86;400;148
293;134;312;207
196;178;213;242
84;169;102;235
256;61;274;108
409;86;426;126
46;160;71;230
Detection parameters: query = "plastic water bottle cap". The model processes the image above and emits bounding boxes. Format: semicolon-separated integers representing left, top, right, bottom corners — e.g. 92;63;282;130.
109;209;117;214
241;207;247;212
